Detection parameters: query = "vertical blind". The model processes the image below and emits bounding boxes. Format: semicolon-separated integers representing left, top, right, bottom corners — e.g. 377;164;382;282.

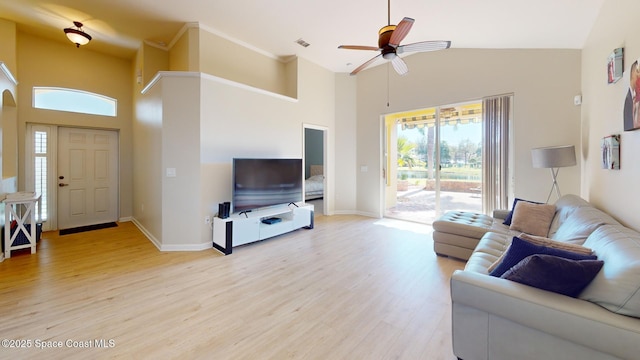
482;95;512;214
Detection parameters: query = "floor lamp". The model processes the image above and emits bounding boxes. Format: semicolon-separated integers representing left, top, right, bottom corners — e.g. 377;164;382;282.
531;145;577;203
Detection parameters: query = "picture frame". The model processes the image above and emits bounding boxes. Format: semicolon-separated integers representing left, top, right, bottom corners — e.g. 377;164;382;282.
601;135;620;170
608;48;623;84
624;57;640;131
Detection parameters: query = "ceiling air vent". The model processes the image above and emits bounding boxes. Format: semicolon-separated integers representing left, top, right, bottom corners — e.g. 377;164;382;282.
295;38;310;48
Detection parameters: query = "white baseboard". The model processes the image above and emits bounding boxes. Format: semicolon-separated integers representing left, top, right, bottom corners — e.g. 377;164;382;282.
331;210;357;215
320;210;380;218
131;218;213;252
355;210;382;218
159;243;213;251
131;218;162;250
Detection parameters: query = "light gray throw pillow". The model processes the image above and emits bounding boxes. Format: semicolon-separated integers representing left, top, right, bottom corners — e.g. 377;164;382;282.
509;201;556;237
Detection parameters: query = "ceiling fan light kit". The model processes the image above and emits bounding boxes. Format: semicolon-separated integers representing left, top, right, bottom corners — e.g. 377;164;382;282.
338;0;451;76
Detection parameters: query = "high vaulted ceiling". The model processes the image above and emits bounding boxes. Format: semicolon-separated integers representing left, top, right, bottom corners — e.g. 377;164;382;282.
0;0;605;74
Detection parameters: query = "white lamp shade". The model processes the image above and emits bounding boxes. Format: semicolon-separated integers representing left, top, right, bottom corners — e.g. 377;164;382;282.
64;22;92;47
65;30;91;45
531;145;576;168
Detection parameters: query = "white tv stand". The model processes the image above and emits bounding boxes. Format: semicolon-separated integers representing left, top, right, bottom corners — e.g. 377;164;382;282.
212;203;314;255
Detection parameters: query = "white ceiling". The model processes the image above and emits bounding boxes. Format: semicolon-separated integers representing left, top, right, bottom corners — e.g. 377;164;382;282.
0;0;605;74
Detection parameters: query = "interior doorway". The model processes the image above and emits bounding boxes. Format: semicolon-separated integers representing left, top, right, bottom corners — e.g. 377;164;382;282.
303;125;327;216
383;102;483;224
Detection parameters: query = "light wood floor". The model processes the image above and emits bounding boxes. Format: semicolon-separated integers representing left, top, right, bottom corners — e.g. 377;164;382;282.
0;215;464;359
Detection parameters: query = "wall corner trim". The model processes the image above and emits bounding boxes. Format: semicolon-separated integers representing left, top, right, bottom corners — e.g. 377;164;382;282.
142;71;298;103
0;62;18;85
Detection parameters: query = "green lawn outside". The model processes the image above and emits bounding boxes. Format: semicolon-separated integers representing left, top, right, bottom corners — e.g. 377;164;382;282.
398;166;481;181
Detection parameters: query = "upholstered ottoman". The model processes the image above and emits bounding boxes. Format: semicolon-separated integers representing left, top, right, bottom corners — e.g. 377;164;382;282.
432;211;510;260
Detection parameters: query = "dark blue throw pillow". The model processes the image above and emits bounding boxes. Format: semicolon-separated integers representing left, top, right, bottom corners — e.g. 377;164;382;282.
502;198;542;226
489;236;598;277
501;254;604;297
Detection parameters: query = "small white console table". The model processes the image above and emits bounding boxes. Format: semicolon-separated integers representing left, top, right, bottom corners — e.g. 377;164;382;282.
212;203;314;255
2;192;42;260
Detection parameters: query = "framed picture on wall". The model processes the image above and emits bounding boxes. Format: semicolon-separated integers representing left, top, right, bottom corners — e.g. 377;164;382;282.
608;48;623;84
623;58;640;131
601;135;620;170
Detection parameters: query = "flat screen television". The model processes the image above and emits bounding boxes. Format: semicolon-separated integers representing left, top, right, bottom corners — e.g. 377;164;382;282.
232;158;303;213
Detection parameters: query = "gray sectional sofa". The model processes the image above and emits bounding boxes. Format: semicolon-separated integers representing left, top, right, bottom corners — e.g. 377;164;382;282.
446;195;640;360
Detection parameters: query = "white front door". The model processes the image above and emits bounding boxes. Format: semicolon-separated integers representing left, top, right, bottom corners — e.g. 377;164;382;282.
57;127;118;229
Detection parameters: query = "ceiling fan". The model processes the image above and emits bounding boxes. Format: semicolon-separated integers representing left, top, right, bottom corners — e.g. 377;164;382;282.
338;0;451;76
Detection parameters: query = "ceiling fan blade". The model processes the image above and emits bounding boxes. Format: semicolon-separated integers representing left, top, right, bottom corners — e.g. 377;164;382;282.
338;45;380;51
397;40;451;54
391;56;408;76
389;17;414;47
350;53;383;76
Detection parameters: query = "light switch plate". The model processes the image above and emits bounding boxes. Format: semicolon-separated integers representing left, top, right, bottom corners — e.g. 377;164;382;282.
574;95;582;105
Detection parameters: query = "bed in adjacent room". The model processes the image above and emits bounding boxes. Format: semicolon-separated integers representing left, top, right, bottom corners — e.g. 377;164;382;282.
305;165;324;201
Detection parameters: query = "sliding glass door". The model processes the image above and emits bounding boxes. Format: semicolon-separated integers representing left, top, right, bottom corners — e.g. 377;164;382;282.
383;102;483;224
436;105;483;217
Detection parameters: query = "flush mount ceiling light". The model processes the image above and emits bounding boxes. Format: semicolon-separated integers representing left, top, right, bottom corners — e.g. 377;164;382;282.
64;21;92;48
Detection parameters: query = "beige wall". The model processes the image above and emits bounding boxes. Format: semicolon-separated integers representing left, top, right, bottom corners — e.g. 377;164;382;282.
131;44;169;244
284;58;298;99
1;20;18;193
2;91;17;180
134;59;336;249
16;32;134;226
199;58;336;245
0;19;17;77
141;43;169;87
131;18;344;248
169;27;198;72
353;49;582;216
167;24;296;98
133;74;164;245
581;0;640;230
161;75;202;247
1;65;18;200
198;27;291;96
133;20;337;249
334;73;358;213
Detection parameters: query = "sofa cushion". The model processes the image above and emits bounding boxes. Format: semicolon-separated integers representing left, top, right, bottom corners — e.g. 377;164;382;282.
580;225;640;318
501;254;603;297
551;206;621;245
489;236;598;277
503;198;542;225
464;231;511;274
509;201;556;237
487;233;593;273
433;211;496;239
547;194;593;237
517;233;593;255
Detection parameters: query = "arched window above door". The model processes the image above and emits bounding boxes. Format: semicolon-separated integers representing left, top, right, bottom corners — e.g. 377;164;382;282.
33;87;117;117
